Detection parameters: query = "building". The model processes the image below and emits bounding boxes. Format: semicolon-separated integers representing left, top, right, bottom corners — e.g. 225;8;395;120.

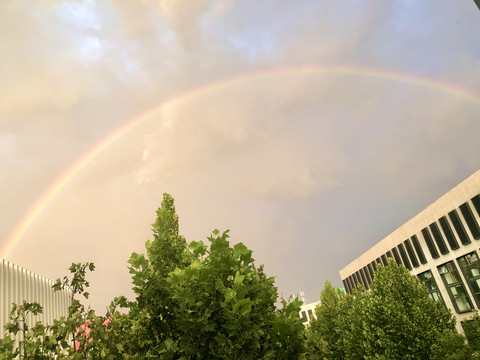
300;301;320;324
297;291;319;324
0;259;71;349
339;170;480;327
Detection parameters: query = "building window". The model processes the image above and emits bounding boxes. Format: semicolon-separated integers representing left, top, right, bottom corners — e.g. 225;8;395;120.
449;209;471;245
421;227;439;259
411;235;427;264
418;270;444;304
403;238;419;268
460;202;480;240
359;268;369;290
471;195;480;217
347;276;354;293
307;309;313;319
397;243;412;270
363;265;373;286
367;263;375;280
354;271;364;289
351;273;358;290
439;216;460;250
301;311;307;322
381;254;388;266
438;261;473;313
430;222;449;254
391;247;402;265
457;252;480;308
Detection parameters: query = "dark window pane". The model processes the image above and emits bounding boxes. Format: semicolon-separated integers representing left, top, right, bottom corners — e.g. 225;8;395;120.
358;270;366;288
472;195;480;217
449;209;471;245
438;261;473;313
370;261;377;273
354;272;363;289
457;252;480;308
301;311;307;322
460;203;480;239
386;250;393;259
350;275;357;290
430;222;449;254
307;309;313;317
381;254;388;266
347;275;354;291
422;228;439;259
367;263;375;280
418;270;445;305
363;265;372;285
411;235;427;264
397;243;412;270
347;276;354;293
342;279;350;294
359;268;369;290
348;276;355;293
404;239;419;268
376;257;383;266
391;247;402;265
439;216;460;250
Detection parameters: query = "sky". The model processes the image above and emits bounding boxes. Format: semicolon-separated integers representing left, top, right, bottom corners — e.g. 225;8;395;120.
1;0;480;312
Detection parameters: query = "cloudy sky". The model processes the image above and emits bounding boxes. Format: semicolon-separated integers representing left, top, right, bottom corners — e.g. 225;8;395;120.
1;0;480;312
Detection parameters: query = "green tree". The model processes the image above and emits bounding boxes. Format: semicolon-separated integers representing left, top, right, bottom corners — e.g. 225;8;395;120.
164;230;305;359
53;261;96;359
362;259;456;360
80;296;137;360
2;194;306;359
127;193;192;356
127;194;305;359
0;301;68;360
0;302;42;359
306;281;346;360
430;331;473;360
462;311;480;352
337;286;368;360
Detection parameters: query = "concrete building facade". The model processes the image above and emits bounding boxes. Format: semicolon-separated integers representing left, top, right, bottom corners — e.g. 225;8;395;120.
300;301;320;324
339;170;480;326
0;259;71;346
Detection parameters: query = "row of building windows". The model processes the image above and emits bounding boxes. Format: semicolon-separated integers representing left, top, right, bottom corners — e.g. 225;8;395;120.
418;251;480;314
343;250;480;314
342;195;480;294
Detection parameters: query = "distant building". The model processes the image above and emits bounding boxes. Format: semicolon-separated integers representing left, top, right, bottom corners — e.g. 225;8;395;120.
339;170;480;329
0;259;71;352
297;291;319;324
300;300;320;324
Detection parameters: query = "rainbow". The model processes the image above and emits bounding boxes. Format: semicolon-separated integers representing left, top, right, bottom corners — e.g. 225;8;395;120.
3;65;480;259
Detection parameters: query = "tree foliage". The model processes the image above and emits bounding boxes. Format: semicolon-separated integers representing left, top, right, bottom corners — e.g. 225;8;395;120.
0;262;97;360
126;193;305;359
463;311;480;352
430;331;473;360
4;194;470;359
361;259;455;360
0;193;305;359
306;259;458;360
305;281;345;360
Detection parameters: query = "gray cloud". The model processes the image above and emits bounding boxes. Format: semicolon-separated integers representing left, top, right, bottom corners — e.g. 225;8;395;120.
2;0;480;310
